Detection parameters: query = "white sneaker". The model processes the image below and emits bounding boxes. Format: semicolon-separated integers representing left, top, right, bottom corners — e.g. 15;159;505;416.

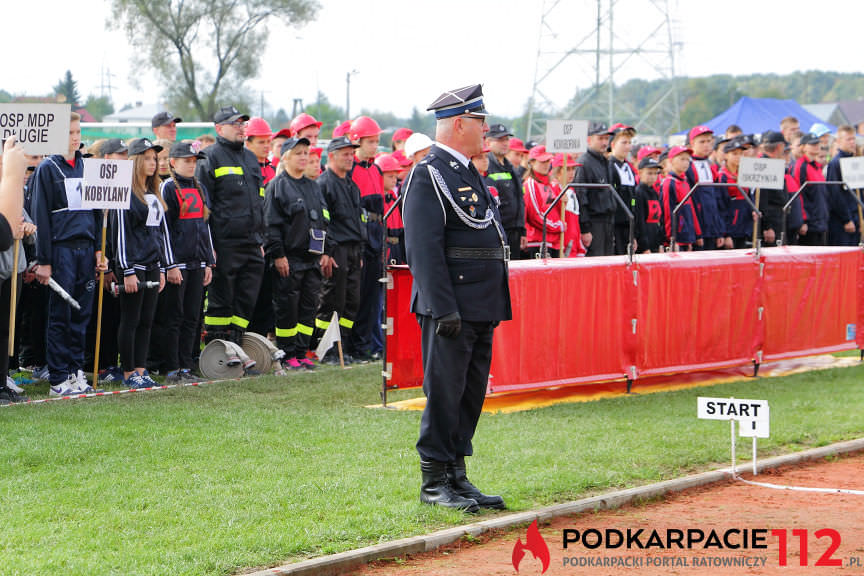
6;376;24;394
74;370;96;393
49;375;83;397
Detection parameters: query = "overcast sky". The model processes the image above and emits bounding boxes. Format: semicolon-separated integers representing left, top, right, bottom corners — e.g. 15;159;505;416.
4;0;864;120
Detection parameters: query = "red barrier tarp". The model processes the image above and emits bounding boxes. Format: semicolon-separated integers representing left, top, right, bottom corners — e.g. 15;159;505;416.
385;247;861;395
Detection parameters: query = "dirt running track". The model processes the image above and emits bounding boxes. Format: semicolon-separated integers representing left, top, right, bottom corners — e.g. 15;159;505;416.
349;453;864;575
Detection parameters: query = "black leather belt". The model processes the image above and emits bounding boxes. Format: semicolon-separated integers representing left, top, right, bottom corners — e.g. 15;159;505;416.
446;246;508;260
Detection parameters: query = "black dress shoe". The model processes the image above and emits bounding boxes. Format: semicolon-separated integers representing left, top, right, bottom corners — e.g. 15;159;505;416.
446;457;507;510
420;460;480;513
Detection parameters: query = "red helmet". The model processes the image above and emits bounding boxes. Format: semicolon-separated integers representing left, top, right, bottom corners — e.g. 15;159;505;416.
349;116;382;141
392;127;413;143
390;149;413;168
290;112;322;136
246;117;272;139
374;153;403;173
332;120;352;138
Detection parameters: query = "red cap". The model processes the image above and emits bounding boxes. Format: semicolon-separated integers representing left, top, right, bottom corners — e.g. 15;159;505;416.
374;153;402;173
273;128;292;140
508;137;529;153
392;127;413;143
332;120;352;138
528;145;554;162
636;145;661;163
309;147;323;158
391;149;413;168
668;145;693;159
688;125;713;142
551;153;579;168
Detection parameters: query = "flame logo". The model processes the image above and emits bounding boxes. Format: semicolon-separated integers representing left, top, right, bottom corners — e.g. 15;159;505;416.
512;519;550;573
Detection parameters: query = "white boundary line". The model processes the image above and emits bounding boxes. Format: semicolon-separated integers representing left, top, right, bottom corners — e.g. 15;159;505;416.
735;476;864;495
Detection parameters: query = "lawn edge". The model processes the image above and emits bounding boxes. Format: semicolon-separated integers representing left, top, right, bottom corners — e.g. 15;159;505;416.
241;437;864;576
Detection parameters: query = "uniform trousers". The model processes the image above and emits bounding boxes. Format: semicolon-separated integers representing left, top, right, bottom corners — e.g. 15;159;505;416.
586;216;615;256
152;267;205;372
273;263;322;360
117;268;160;372
415;315;494;463
315;242;362;355
205;240;264;340
46;242;95;386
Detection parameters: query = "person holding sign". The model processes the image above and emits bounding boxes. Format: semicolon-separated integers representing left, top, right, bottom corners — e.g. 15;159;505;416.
264;137;331;370
522;145;564;258
31;112;108;397
756;131;791;247
110;138;171;389
151;140;215;382
550;153;585;257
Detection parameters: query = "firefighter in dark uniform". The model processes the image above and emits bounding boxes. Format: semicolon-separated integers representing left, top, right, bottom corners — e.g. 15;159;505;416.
485;123;525;259
313;136;365;364
402;84;512;513
264;137;332;369
195;106;265;346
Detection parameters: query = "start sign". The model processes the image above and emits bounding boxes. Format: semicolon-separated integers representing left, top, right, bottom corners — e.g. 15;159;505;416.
697;397;769;421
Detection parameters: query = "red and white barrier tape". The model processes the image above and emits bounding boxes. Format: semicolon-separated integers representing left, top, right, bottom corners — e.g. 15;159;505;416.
0;372;290;408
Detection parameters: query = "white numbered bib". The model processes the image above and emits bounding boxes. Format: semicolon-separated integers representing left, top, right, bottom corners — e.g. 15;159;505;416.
144;194;163;226
64;178;85;210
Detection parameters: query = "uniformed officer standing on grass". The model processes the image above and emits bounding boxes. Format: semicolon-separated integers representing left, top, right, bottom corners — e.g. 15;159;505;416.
402;84;511;513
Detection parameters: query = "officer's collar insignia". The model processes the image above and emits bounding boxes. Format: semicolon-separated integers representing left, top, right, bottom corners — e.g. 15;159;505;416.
449;160;459;169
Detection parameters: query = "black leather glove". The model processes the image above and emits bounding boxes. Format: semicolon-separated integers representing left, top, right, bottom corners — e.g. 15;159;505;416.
435;312;462;339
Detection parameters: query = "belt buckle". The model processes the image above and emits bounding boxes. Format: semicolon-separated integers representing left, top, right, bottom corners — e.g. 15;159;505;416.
503;245;511;261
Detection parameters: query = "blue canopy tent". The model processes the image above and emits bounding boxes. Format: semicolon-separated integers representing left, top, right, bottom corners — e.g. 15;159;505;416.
687;97;835;136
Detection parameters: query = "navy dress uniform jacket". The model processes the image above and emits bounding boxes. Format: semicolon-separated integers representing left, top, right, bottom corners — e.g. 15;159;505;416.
402;145;511;324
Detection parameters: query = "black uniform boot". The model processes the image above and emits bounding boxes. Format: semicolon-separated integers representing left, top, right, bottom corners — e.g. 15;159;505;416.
446;457;507;510
420;460;479;513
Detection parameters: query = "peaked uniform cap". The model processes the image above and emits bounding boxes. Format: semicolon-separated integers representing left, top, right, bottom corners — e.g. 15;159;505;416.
427;84;488;119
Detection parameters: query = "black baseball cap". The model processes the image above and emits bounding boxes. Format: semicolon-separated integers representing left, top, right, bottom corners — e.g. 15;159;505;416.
588;121;612;136
152;111;182;128
327;136;360;153
486;123;513;139
280;137;310;156
638;157;662;170
761;131;788;146
723;136;747;153
169;140;205;159
128;138;163;156
800;133;821;146
213;106;250;125
101;138;128;155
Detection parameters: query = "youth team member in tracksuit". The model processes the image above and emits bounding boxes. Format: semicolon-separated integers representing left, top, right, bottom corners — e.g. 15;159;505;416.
152;141;214;382
32;111;107;396
264;137;333;369
112;138;170;389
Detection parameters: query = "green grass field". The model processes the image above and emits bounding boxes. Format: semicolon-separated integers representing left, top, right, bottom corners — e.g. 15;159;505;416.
2;361;863;575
